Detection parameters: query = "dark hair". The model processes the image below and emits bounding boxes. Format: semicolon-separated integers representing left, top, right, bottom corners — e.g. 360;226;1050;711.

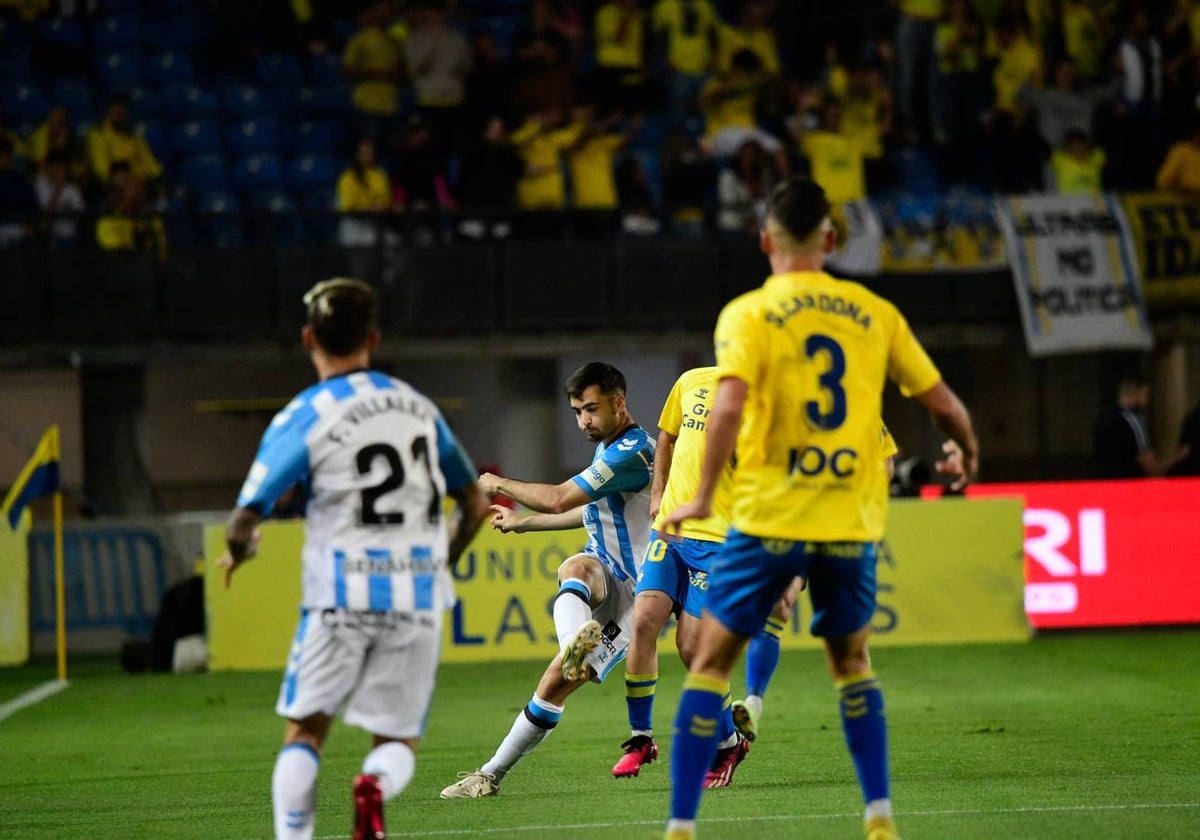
1063;129;1089;146
303;278;379;356
565;362;626;400
766;176;831;242
730;48;763;74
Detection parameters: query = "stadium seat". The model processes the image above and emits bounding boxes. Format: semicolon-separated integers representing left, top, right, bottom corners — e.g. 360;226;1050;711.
194;189;244;248
0;48;31;80
92;15;143;51
301;187;339;244
167;85;221;120
159;16;198;50
251;189;304;246
226;119;280;156
234;152;285;190
137;120;169;162
52;80;96;122
891;147;943;198
126;86;165;120
37;17;86;49
287;153;338;191
152;52;195;85
223;85;270;119
304;85;352;117
306;53;344;85
258;53;303;86
179;153;230;193
289;120;343;155
97;51;145;88
1;84;48;125
173;121;222;156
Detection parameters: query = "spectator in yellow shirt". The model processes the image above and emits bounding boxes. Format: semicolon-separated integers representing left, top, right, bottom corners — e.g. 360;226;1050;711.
990;16;1042;117
337;138;394;248
594;0;649;113
510;108;585;209
1050;130;1106;193
895;0;944;141
714;0;779;76
1062;0;1111;82
28;106;90;187
86;94;163;187
1156;120;1200;199
698;49;787;174
95;161;166;260
568;107;634;211
652;0;718;117
342;1;403;148
791;95;866;205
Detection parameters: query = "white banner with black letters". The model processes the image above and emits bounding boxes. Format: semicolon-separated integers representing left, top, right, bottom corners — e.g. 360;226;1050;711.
995;194;1153;356
826;199;883;277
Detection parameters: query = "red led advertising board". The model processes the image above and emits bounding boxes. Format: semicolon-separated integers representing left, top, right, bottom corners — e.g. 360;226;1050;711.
926;479;1200;628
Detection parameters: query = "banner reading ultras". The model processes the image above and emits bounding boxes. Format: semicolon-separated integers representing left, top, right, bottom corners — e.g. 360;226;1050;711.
996;193;1152;356
1120;193;1200;305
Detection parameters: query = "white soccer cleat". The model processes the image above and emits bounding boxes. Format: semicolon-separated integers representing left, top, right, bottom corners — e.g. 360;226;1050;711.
560;619;603;682
439;770;500;799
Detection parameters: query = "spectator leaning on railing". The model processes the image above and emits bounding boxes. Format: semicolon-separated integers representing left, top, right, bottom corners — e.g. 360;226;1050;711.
336;137;394;248
95;161;166;261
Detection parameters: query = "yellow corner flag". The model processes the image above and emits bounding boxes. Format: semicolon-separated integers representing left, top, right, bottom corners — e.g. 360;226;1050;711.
2;425;61;531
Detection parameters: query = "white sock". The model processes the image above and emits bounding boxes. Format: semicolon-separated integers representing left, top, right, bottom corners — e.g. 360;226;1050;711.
481;695;563;781
272;743;320;840
362;742;415;801
667;818;697;834
553;579;593;650
865;799;894;820
744;694;763;719
717;732;739;750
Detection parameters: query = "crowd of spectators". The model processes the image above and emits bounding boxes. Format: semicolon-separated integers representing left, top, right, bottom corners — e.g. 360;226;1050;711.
1;0;1199;253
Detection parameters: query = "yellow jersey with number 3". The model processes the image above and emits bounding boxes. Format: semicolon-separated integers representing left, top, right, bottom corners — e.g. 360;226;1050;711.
654;367;733;542
714;271;940;541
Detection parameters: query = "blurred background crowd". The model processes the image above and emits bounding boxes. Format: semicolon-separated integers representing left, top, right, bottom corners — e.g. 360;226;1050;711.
1;0;1199;255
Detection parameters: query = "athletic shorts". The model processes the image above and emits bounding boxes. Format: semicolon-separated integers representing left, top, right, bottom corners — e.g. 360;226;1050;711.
276;607;442;739
582;555;637;684
635;532;723;619
706;530;877;639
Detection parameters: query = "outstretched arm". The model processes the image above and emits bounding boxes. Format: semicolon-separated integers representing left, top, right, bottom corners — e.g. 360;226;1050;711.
479;472;592;514
490;504;586;533
915;381;979;489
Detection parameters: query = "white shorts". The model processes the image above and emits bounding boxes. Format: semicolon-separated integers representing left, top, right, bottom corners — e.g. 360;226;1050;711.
276;608;441;739
584;559;636;684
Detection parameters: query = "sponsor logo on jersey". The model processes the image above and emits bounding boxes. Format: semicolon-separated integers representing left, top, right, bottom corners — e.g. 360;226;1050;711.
582;460;615;490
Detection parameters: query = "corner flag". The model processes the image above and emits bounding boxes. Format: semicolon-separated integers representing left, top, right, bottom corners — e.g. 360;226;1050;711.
2;425;61;530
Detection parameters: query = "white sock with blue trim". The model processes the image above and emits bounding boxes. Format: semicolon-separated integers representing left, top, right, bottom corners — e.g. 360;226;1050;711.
554;578;593;650
272;743;319;840
363;741;415;800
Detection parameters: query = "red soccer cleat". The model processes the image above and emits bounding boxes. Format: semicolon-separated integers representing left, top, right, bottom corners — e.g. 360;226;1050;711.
703;733;750;789
611;735;658;778
352;773;386;840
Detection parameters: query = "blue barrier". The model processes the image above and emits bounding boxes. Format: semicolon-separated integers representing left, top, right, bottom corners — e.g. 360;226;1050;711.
28;528;167;636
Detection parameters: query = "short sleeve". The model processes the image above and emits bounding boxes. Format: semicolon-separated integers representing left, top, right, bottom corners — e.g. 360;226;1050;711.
880;424;899;460
886;306;942;397
571;436;652;499
435;413;476;494
236;406;312;515
657;376;686;436
714;297;761;388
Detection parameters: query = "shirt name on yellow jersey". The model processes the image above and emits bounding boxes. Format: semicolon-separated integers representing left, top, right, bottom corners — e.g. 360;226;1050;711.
765;292;873;331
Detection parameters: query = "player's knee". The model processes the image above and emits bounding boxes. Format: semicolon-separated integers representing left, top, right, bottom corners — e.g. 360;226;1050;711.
557;556;599;589
676;632;699;668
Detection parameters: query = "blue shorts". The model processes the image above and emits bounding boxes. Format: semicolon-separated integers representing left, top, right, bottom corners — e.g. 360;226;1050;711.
706;530;877;639
635;531;722;619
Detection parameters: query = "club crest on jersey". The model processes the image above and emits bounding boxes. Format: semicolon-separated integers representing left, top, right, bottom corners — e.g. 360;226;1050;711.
582;461;615;490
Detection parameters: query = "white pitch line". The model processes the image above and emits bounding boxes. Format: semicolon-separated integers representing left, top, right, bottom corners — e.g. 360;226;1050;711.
311;800;1200;839
0;679;69;723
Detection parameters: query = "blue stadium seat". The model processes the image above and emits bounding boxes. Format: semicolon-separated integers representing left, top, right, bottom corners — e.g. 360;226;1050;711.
252;189;304;245
92;15;142;51
0;16;32;51
137;120;169;162
289;120;343;155
173;121;222;156
305;85;352;117
891;147;942;198
152;52;195;86
223;85;271;119
52;80;96;122
226;119;280;156
302;188;339;244
306;53;344;85
126;86;165;120
258;53;303;86
158;16;198;50
97;51;144;88
0;48;31;80
287;153;338;190
1;85;48;125
37;17;86;49
234;152;285;190
167;85;221;120
179;153;230;193
194;189;245;248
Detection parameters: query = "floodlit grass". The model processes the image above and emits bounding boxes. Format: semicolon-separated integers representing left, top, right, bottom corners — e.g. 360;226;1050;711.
2;629;1199;839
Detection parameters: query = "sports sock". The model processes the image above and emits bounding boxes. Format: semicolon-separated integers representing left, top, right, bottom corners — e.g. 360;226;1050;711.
553;578;593;650
716;693;737;749
669;673;726;821
746;618;784;697
624;671;658;734
836;671;890;803
743;694;763;719
272;742;319;840
481;694;564;781
362;741;415;801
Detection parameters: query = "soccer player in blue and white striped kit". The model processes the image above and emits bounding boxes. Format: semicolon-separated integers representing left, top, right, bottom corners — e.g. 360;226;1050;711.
220;278;489;840
440;361;656;799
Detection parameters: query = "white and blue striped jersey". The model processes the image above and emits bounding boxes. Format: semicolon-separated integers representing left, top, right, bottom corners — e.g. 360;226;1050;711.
570;425;655;582
236;370;476;613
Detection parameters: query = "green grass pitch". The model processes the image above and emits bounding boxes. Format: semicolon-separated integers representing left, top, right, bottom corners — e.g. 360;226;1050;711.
2;629;1199;839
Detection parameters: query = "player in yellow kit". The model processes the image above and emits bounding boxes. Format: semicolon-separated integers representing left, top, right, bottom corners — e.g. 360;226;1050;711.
663;177;978;840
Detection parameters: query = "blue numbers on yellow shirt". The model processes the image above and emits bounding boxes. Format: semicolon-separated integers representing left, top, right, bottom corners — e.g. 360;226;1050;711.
804;334;847;430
